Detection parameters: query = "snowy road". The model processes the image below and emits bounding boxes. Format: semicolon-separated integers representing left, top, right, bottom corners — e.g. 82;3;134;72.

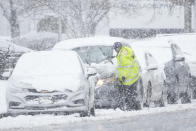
1;107;196;131
31;109;196;131
1;102;196;131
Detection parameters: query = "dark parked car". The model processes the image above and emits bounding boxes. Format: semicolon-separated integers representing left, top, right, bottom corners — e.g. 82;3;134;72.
164;44;192;104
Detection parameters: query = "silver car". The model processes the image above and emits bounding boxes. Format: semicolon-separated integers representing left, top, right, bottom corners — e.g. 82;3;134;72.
6;50;96;117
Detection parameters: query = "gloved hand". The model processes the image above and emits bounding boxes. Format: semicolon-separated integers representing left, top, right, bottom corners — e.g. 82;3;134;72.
122;76;126;82
114;78;122;88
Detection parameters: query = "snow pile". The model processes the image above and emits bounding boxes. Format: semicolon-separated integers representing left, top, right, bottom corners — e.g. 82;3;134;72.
1;102;196;129
13;32;67;51
0;80;7;114
10;51;83;92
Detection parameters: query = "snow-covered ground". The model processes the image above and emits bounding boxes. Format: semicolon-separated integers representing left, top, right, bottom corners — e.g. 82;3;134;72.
0;102;196;129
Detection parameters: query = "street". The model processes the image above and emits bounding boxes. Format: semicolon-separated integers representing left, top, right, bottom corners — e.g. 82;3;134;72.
56;109;196;131
1;102;196;131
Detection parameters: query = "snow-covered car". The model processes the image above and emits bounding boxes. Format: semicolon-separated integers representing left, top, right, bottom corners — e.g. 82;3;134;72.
131;44;167;107
6;50;96;117
141;52;166;107
164;44;192;104
53;36;166;109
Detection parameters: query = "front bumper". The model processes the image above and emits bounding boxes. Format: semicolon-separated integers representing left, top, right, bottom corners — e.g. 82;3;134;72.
7;89;88;114
8;106;88;115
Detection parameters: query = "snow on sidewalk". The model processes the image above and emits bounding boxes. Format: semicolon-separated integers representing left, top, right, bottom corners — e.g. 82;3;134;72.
0;80;7;114
1;102;196;129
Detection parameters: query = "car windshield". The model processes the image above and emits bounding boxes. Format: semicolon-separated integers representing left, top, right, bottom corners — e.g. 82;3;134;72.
73;46;113;64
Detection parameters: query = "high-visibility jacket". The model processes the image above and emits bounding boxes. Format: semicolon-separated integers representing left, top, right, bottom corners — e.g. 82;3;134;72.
117;46;141;86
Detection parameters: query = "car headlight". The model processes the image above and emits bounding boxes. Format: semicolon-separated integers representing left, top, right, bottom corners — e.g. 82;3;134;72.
96;79;104;86
21;88;37;93
96;75;116;87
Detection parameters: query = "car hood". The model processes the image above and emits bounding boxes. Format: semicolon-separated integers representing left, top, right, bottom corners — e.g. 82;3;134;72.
9;74;83;92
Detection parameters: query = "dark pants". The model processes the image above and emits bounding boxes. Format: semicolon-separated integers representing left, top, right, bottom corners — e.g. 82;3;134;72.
115;79;140;111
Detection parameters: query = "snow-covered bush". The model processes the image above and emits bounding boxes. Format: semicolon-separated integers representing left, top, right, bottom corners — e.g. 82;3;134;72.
0;49;23;80
13;32;62;51
0;38;31;80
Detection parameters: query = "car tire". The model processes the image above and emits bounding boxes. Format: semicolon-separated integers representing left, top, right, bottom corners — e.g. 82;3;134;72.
181;83;192;104
145;82;152;107
193;89;196;99
181;92;191;104
135;78;144;110
159;91;167;107
167;91;177;104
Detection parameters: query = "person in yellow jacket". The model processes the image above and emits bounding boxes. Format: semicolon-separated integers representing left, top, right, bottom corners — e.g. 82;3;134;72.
113;42;143;110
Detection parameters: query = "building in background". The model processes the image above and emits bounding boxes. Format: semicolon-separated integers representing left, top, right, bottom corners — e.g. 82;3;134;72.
108;6;185;39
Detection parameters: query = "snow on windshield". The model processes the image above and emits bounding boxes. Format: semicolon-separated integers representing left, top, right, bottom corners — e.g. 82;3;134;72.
11;51;83;78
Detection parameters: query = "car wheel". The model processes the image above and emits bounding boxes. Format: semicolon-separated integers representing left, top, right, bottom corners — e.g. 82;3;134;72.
193;89;196;99
159;91;167;107
135;100;143;110
135;78;144;110
180;83;192;104
167;91;177;104
145;82;152;107
80;111;88;117
90;105;95;116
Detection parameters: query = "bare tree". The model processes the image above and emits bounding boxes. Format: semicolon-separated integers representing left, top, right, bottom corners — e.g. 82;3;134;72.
24;0;111;38
0;0;24;38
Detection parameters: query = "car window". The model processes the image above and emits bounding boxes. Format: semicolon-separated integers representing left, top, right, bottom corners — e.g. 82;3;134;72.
73;46;113;64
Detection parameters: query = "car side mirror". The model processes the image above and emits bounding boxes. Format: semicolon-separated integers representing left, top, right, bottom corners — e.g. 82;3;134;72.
146;65;158;71
86;67;97;79
174;57;185;62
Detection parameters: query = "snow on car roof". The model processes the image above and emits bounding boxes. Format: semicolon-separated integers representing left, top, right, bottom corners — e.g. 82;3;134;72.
0;38;31;52
53;36;132;50
10;50;83;92
132;44;172;68
132;33;196;64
